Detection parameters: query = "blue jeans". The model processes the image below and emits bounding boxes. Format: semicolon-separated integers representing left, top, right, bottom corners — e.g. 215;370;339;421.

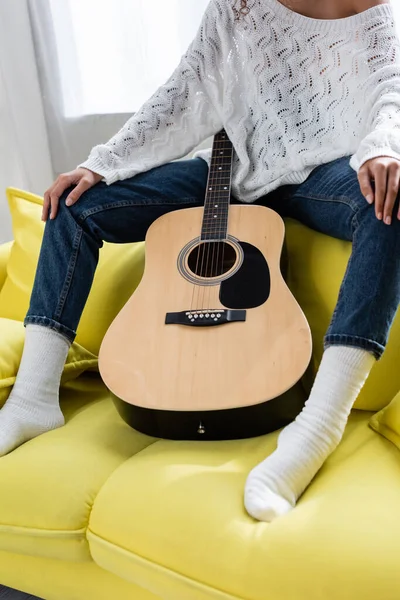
24;156;400;360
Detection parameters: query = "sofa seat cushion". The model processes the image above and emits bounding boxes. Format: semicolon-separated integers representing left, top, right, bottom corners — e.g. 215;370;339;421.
0;374;155;562
88;410;400;600
370;390;400;451
0;550;160;600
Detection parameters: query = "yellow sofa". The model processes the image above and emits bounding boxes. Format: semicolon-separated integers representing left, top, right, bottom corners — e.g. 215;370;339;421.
0;189;400;600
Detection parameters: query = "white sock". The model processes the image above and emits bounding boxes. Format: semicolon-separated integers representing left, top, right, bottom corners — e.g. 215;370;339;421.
244;345;376;522
0;324;71;456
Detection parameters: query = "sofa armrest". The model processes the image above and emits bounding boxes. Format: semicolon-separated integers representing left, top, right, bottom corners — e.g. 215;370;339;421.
0;241;13;292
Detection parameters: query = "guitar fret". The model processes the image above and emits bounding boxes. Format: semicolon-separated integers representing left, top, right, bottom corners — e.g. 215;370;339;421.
202;219;229;223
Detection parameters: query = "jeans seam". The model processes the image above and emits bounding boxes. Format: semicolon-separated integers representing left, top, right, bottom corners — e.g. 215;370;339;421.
326;212;360;328
351;210;360;231
293;193;360;215
77;198;201;223
24;315;76;343
324;333;384;359
54;226;83;321
324;333;382;344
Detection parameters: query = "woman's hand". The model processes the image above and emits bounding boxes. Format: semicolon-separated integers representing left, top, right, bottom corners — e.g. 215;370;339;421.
358;156;400;226
42;167;103;221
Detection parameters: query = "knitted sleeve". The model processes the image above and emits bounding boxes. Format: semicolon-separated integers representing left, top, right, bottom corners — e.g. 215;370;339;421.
78;0;225;185
349;17;400;172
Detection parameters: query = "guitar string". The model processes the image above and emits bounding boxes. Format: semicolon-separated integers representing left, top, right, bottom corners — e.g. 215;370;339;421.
187;136;222;408
205;158;217;312
206;139;224;312
190;136;216;314
213;138;228;310
201;140;220;310
213;146;222;309
190;134;232;313
197;135;224;312
215;137;230;309
211;136;230;311
187;135;230;409
206;136;230;311
201;146;218;311
218;135;231;309
196;162;210;311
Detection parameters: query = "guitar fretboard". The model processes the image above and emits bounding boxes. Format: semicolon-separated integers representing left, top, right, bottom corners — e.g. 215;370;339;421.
201;129;233;241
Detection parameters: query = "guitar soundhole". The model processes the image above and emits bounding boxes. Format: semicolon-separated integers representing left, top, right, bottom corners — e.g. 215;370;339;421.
187;242;237;278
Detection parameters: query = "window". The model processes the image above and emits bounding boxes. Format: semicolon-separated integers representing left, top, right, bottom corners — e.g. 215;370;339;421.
48;0;210;117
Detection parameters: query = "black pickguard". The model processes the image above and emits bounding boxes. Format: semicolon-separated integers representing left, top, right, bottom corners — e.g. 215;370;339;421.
220;240;287;309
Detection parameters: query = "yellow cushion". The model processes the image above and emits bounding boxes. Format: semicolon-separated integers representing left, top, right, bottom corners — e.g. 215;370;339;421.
285;219;400;411
88;410;400;600
0;241;13;292
0;373;156;562
0;317;97;408
369;390;400;450
0;551;159;600
0;188;145;355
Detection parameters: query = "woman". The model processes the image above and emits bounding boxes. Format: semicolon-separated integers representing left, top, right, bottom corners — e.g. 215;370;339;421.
1;0;399;523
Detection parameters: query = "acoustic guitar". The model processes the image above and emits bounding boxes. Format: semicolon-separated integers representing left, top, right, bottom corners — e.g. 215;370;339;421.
98;129;312;440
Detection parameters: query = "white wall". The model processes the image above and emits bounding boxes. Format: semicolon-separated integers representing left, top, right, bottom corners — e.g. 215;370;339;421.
0;0;53;244
0;68;19;243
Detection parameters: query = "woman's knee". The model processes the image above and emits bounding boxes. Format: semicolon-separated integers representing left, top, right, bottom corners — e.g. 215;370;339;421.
57;181;107;223
357;199;400;251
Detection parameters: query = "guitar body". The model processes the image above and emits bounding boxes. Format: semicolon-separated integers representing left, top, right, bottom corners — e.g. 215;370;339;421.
98;204;312;440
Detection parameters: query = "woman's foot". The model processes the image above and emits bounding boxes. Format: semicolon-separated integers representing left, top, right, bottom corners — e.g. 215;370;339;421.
0;324;70;456
244;346;376;522
0;398;64;456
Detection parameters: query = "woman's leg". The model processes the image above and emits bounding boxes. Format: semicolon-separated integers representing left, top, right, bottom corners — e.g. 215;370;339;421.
245;155;400;521
0;157;209;456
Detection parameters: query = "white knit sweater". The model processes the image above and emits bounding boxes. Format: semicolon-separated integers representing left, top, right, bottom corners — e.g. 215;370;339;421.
79;0;400;202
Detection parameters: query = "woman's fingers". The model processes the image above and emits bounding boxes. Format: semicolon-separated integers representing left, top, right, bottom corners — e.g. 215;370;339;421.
42;174;73;221
357;166;375;205
360;157;400;225
42;169;102;222
383;163;400;225
371;161;400;225
65;177;93;206
42;190;51;221
372;161;387;222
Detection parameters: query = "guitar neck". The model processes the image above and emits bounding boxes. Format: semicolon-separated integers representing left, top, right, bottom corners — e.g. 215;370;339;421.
201;129;233;241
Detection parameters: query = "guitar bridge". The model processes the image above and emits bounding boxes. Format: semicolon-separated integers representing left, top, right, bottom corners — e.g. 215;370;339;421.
165;309;246;327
